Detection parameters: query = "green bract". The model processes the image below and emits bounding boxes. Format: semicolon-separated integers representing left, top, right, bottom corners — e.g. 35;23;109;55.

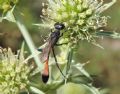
42;0;116;44
0;48;31;94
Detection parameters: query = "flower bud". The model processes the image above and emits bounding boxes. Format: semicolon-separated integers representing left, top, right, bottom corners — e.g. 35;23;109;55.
77;5;82;12
62;12;69;19
78;13;86;18
82;2;88;9
86;9;93;16
77;19;84;25
2;3;11;11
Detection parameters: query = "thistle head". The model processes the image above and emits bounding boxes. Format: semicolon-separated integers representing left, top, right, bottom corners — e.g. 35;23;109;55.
0;47;31;94
42;0;115;45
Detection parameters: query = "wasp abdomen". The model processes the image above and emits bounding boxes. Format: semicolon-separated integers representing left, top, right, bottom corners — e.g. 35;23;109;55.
42;74;49;83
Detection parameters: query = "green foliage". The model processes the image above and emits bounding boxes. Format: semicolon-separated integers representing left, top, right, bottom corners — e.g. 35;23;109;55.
0;0;119;94
0;0;18;13
95;31;120;39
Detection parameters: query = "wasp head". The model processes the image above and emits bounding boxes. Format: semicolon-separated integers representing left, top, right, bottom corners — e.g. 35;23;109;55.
54;22;65;30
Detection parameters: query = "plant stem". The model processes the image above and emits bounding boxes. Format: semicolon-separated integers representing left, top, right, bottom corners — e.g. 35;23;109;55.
16;20;43;71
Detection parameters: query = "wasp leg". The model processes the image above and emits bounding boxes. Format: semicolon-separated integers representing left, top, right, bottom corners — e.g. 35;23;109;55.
55;42;68;46
52;47;65;78
37;48;43;52
60;33;63;37
51;29;53;33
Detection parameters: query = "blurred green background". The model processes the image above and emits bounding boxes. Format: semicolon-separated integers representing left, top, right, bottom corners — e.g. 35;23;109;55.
0;0;120;94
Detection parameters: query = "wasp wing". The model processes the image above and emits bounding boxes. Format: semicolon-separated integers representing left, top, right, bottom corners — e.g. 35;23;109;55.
39;40;52;63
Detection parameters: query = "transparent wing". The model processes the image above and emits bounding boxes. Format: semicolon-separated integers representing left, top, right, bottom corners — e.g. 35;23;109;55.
40;40;52;63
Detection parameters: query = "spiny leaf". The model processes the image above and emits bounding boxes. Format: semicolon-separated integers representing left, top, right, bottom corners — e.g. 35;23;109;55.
32;23;51;28
0;6;16;22
95;31;120;39
82;84;101;94
72;63;92;80
18;42;25;62
30;86;45;94
66;48;73;75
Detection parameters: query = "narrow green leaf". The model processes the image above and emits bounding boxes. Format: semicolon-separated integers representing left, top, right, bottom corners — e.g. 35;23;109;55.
30;86;45;94
16;21;44;71
66;48;73;75
100;89;109;94
32;23;51;28
72;63;92;80
82;84;101;94
98;0;116;13
92;42;104;49
18;42;25;62
95;31;120;39
30;67;41;76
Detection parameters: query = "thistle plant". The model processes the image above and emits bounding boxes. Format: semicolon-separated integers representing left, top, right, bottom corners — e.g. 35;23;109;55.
35;0;117;93
0;0;119;94
42;0;116;44
0;47;32;94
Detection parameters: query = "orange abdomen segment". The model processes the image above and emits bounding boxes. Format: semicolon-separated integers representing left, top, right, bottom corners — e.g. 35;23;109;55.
42;59;49;83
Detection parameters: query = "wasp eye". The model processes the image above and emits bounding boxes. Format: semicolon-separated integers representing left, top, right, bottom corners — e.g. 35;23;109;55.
54;22;65;30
